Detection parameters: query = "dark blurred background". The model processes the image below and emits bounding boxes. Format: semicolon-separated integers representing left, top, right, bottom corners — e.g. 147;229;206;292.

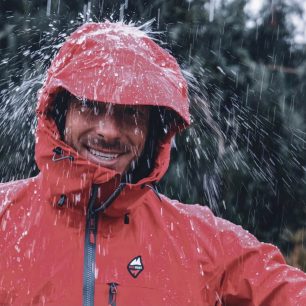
0;0;305;270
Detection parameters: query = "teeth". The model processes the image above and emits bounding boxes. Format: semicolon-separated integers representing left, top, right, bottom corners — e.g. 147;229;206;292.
89;148;119;160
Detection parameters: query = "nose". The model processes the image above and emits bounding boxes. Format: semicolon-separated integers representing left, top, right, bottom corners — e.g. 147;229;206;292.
94;112;121;141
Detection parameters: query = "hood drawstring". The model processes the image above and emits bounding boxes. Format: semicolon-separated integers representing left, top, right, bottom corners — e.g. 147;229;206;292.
141;183;161;202
94;183;126;214
52;147;74;162
54;166;159;214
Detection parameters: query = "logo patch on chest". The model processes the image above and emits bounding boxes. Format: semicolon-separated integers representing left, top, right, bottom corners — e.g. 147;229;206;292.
127;256;144;278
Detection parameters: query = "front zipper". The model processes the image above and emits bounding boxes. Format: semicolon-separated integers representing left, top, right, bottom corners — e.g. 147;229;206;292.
83;185;99;306
82;183;126;306
108;282;118;306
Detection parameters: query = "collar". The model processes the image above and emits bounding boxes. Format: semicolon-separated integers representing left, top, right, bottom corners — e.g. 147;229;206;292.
34;111;169;216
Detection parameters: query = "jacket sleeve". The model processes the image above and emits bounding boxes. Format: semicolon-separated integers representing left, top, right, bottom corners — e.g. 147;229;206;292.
216;217;306;306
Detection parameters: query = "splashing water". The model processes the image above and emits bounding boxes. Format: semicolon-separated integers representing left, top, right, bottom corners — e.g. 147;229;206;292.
0;25;68;182
1;4;306;249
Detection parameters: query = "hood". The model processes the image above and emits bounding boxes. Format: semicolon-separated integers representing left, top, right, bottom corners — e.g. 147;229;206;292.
35;22;190;203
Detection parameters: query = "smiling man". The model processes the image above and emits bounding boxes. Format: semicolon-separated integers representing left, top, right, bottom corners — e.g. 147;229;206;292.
64;97;150;175
1;22;306;306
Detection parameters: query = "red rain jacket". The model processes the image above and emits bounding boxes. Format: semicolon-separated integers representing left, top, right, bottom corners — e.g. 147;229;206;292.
1;22;306;306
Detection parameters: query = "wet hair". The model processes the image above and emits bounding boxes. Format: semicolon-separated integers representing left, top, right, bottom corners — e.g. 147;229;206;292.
50;90;70;140
50;90;176;183
124;107;165;183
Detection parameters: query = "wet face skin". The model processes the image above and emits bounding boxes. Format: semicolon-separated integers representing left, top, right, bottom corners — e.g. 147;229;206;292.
64;96;150;175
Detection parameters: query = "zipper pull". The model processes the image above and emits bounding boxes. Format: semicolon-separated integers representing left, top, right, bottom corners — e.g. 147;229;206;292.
108;282;118;306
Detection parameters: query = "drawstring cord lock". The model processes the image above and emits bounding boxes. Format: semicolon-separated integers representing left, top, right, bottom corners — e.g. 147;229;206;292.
124;213;130;224
57;194;67;207
52;147;74;162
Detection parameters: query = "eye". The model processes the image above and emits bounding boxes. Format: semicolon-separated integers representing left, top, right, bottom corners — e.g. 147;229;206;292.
77;99;89;112
78;100;99;114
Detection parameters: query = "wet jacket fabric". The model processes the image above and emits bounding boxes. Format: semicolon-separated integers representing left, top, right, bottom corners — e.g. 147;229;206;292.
1;22;306;306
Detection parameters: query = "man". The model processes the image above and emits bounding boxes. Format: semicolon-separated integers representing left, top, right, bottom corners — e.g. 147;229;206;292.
0;21;305;306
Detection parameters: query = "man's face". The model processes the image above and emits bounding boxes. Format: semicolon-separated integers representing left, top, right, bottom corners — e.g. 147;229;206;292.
64;96;150;175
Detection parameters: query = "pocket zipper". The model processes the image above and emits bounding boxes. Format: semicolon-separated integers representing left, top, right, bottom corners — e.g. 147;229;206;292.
108;282;118;306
